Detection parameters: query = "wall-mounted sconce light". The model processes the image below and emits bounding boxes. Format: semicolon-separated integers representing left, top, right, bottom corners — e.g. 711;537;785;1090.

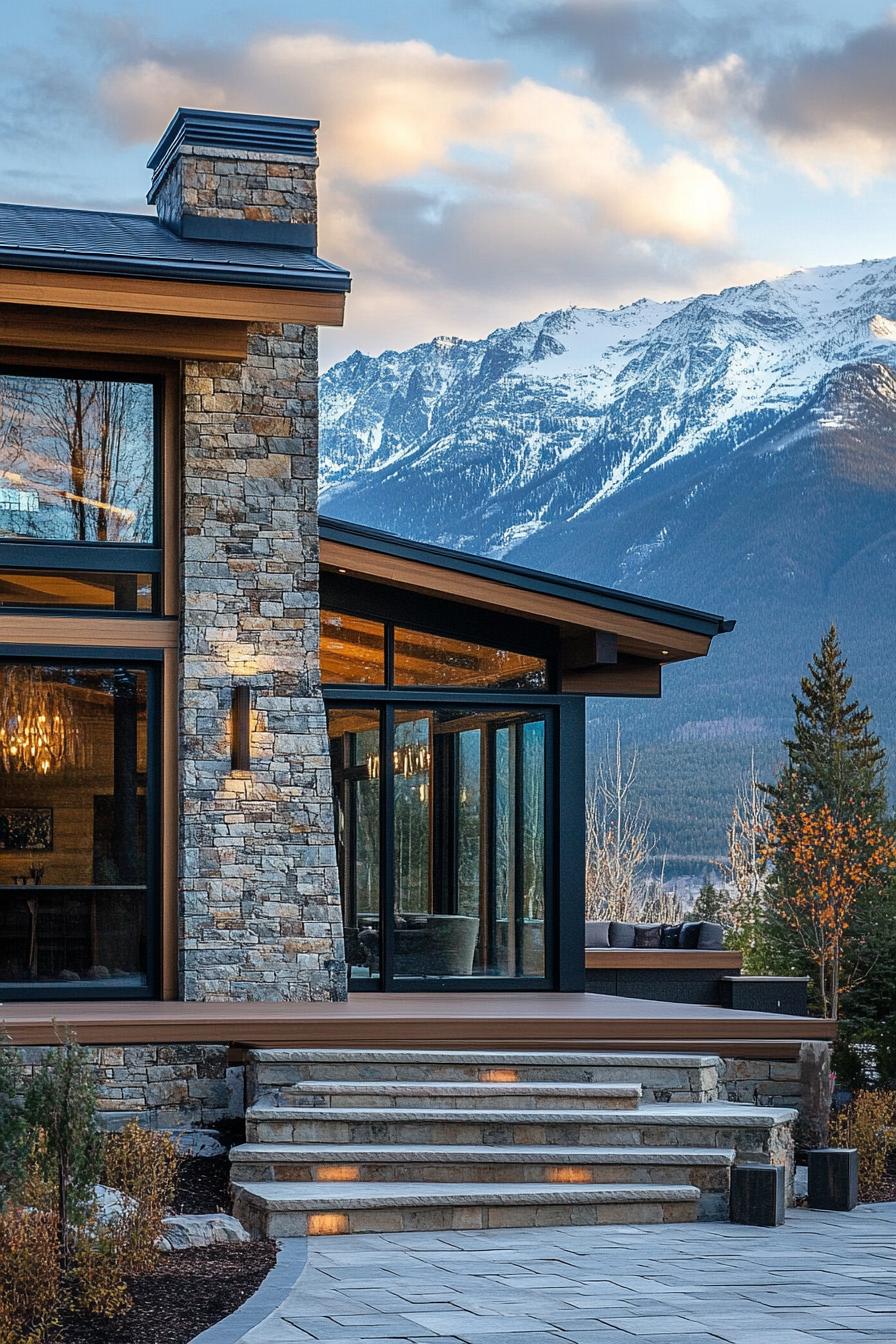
231;684;251;771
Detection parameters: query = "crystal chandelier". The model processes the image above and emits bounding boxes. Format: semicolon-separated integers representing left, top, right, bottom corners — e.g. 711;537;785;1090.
365;742;431;779
0;666;80;774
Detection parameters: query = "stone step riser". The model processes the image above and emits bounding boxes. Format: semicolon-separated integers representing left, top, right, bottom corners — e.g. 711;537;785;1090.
233;1194;699;1238
274;1087;640;1112
245;1114;787;1167
230;1157;729;1214
250;1061;719;1103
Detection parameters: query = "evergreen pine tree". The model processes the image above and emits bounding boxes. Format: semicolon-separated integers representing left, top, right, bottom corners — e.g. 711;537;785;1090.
767;625;887;822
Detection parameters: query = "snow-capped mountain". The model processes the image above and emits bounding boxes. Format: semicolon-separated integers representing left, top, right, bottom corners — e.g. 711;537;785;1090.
320;258;896;868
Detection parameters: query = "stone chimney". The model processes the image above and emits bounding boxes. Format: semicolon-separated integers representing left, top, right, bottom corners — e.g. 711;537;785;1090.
147;107;319;236
146;108;347;1005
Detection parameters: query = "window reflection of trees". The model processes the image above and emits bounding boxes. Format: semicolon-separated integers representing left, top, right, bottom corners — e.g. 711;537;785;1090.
0;376;154;543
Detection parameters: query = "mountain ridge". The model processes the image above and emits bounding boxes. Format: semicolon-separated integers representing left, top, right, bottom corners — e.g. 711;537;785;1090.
320;256;896;871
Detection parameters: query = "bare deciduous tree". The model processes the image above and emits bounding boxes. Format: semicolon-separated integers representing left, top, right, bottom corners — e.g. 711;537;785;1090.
585;724;676;922
725;751;768;960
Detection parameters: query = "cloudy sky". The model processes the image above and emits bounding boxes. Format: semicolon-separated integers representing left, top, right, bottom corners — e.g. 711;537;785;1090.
2;0;895;364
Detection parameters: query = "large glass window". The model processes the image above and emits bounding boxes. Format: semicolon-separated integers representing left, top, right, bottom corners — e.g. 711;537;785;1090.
321;608;548;691
0;661;155;995
327;704;548;984
394;628;547;689
320;612;385;685
0;374;155;544
0;570;154;610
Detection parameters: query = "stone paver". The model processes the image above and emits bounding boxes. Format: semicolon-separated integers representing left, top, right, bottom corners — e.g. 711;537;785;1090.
231;1203;896;1344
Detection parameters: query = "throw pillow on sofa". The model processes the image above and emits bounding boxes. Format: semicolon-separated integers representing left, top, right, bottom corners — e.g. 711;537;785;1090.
633;924;662;948
585;920;610;948
678;922;702;948
608;921;636;948
697;921;725;950
660;922;682;948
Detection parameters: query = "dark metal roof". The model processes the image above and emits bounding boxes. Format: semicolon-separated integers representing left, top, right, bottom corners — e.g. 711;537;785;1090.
0;201;351;293
148;108;319;194
319;515;734;639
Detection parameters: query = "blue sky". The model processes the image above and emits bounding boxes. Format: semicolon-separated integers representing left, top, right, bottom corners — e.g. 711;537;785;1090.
2;1;895;365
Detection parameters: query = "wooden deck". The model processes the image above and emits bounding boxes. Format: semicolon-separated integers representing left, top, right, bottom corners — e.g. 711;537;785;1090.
0;992;834;1058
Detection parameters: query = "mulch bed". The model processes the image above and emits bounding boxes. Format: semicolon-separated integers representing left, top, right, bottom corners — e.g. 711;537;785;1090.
61;1125;278;1343
60;1240;278;1344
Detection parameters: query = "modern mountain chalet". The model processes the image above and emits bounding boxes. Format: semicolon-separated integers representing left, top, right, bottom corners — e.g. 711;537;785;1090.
0;110;834;1154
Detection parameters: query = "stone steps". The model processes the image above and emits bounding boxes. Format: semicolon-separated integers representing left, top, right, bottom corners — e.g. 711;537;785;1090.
249;1048;722;1103
234;1049;795;1237
231;1179;702;1237
245;1101;795;1166
275;1080;642;1111
229;1142;734;1219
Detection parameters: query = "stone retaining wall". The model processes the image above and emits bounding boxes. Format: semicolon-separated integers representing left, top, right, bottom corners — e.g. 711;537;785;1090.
13;1043;238;1129
719;1041;833;1148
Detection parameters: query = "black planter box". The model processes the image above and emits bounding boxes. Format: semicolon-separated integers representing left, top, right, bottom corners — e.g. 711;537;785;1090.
730;1163;785;1226
720;975;809;1016
807;1148;859;1211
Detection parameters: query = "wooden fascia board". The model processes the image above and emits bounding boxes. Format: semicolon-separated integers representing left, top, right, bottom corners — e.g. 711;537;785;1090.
0;615;178;650
562;660;662;697
321;538;711;658
0;303;248;360
0;267;345;326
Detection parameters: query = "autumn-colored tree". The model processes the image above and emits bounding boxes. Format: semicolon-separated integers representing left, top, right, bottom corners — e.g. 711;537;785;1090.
764;804;896;1019
763;626;895;1011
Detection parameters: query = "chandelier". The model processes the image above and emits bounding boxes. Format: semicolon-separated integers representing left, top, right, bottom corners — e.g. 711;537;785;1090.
365;742;431;780
0;666;81;775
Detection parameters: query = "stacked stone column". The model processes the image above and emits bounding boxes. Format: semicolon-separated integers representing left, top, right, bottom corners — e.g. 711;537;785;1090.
150;133;346;1002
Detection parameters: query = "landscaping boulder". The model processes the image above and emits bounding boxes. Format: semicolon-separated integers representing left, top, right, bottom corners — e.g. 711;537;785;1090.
157;1212;250;1252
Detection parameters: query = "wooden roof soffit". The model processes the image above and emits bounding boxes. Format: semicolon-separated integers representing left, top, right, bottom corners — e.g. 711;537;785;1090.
320;537;712;660
0;302;249;361
0;267;345;330
562;656;661;698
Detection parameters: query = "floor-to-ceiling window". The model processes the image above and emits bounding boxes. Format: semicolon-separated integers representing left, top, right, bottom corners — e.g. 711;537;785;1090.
0;365;164;999
322;603;570;989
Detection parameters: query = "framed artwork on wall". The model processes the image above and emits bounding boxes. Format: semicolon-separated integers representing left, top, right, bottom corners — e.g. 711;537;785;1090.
0;807;53;852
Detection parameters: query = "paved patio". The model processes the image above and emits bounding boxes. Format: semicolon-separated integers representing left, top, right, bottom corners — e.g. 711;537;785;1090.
232;1203;896;1344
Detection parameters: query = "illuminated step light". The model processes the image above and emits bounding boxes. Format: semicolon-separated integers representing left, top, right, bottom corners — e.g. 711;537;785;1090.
479;1068;519;1083
547;1166;593;1184
307;1212;350;1235
315;1165;361;1182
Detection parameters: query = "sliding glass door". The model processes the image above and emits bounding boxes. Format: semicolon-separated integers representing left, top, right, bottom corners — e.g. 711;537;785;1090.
327;702;552;988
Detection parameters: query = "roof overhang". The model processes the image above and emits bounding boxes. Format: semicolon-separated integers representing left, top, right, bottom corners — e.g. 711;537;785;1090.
319;515;734;697
0;266;344;329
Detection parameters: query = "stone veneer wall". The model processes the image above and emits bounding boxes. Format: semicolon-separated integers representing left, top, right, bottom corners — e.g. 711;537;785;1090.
15;1044;236;1129
149;139;346;1002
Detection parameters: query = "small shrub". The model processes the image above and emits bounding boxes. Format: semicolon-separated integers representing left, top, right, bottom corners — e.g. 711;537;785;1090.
70;1225;131;1320
0;1040;25;1209
830;1089;896;1201
0;1206;61;1344
103;1122;180;1274
23;1037;102;1265
831;1033;872;1094
872;1015;896;1088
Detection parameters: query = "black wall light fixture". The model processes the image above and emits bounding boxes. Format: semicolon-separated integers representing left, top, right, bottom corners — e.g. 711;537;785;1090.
231;684;251;771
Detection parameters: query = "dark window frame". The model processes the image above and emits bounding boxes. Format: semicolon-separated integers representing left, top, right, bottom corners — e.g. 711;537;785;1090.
0;363;164;613
0;646;162;1002
325;687;583;993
